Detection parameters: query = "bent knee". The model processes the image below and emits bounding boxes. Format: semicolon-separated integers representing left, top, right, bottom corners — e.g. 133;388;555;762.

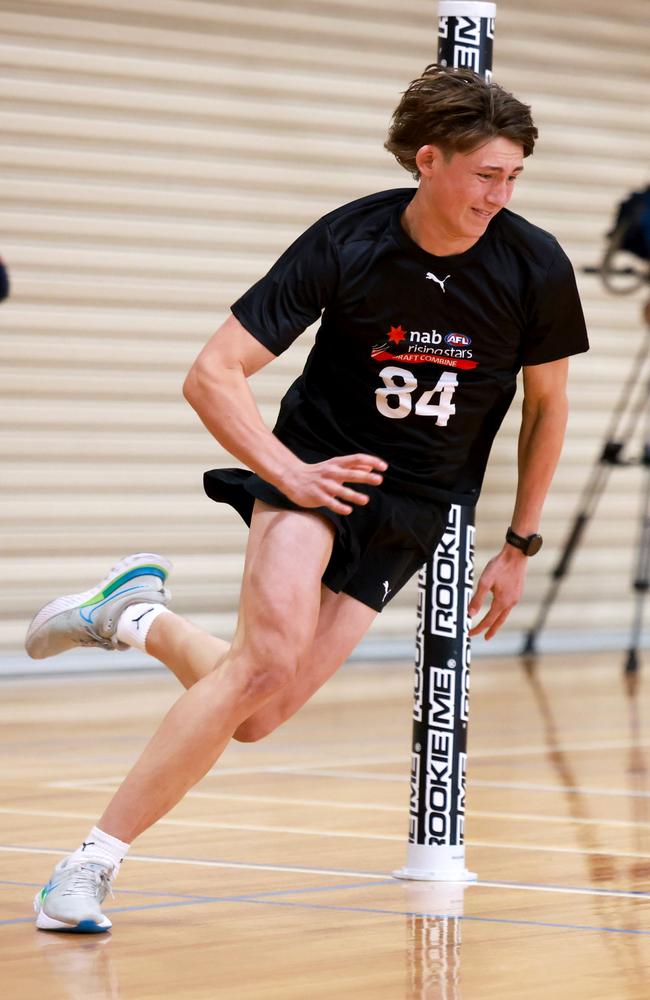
234;640;301;700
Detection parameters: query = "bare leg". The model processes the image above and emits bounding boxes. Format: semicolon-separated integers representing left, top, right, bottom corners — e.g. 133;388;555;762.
97;503;335;842
145;535;376;712
145;564;376;741
233;587;376;741
146;614;230;688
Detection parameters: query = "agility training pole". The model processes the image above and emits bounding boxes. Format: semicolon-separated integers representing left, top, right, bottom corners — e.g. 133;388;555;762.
394;0;496;884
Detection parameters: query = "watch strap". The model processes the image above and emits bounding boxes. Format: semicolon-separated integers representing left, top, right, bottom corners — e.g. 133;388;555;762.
505;527;543;556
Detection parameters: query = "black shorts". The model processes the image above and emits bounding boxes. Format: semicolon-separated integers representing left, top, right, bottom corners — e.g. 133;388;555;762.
203;467;449;613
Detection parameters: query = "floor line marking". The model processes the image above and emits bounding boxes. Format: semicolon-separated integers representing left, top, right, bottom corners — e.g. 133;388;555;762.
469;810;650;830
3;892;648;937
223;898;650;936
0;878;219;900
470;778;650;798
266;738;650;764
477;880;650;900
5;808;650;857
0;845;390;880
224;769;650;802
38;784;650;830
469;738;650;759
249;754;407;771
0;807;401;842
3;845;650;901
43;783;408;812
3;877;395;903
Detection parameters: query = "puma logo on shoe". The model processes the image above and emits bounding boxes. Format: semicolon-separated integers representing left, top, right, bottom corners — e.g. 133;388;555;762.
426;272;451;292
81;841;95;851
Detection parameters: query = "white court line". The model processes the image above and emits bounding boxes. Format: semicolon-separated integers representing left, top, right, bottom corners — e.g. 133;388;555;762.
477;880;650;901
469;738;650;759
0;806;399;842
44;755;408;789
40;739;650;792
227;769;650;802
241;754;406;772
40;784;650;829
470;778;650;799
47;775;134;789
45;782;406;812
161;790;405;813
264;738;650;765
268;768;405;782
3;806;650;860
467;840;650;861
0;845;387;880
1;845;648;902
47;762;650;800
468;809;650;830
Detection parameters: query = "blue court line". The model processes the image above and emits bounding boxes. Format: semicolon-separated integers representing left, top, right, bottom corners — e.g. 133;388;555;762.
235;879;397;899
0;883;391;928
0;877;393;902
22;868;640;906
0;879;215;901
232;898;650;937
0;878;396;929
4;873;650;937
4;893;650;937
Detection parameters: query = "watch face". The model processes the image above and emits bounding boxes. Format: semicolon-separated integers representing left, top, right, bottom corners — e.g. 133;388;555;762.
527;534;543;556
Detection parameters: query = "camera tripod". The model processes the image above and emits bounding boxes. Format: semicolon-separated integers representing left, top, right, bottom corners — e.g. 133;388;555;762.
522;302;650;681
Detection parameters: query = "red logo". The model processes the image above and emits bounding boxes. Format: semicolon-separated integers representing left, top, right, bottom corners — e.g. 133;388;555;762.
387;325;407;345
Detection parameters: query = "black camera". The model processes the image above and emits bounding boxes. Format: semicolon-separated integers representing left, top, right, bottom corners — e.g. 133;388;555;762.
593;186;650;295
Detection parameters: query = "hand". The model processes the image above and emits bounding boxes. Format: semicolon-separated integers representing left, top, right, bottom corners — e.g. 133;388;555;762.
282;453;387;515
468;546;528;640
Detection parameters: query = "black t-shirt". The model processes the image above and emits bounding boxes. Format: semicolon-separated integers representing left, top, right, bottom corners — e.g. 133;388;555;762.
232;189;589;505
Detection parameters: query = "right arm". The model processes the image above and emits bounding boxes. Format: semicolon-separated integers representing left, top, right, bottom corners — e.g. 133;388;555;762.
183;313;386;515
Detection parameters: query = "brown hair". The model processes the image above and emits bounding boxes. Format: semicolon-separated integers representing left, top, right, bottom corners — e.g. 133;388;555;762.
385;64;538;179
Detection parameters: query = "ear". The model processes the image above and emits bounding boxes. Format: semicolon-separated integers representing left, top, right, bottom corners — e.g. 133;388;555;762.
414;144;443;178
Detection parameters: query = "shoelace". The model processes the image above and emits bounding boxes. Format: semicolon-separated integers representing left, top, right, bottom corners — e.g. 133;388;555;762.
79;624;113;649
61;863;115;902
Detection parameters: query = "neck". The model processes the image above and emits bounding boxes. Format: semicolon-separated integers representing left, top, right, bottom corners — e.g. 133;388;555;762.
402;189;479;257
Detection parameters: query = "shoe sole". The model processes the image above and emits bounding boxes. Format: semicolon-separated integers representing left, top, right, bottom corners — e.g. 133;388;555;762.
36;909;112;933
25;552;173;658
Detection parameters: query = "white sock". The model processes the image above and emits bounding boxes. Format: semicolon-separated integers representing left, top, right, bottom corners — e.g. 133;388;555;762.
69;826;130;874
116;602;170;651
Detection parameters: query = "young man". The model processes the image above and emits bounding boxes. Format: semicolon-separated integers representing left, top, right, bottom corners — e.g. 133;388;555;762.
26;65;588;932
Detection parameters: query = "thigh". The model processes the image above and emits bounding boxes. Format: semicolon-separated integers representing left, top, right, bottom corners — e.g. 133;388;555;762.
297;582;377;692
234;584;377;740
233;500;336;659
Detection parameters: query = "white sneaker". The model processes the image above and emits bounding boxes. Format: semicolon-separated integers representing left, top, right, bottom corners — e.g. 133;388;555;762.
34;858;115;933
25;552;172;659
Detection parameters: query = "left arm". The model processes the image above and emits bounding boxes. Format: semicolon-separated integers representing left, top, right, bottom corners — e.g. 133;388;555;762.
468;357;569;639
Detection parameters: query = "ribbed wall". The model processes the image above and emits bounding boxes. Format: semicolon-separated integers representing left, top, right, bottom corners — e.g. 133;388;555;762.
1;0;649;654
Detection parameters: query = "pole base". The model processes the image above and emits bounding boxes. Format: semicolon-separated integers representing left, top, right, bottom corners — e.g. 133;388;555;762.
392;865;477;882
392;844;477;882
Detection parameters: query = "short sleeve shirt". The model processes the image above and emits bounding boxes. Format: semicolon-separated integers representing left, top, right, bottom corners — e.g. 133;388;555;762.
232;189;589;504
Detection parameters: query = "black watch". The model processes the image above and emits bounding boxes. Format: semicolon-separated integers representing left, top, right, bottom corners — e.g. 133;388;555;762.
505;527;543;556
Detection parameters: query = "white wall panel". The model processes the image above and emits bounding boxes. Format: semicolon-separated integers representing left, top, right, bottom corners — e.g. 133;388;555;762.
0;0;648;656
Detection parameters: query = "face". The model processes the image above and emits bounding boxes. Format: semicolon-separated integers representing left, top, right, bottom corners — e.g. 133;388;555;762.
416;136;524;242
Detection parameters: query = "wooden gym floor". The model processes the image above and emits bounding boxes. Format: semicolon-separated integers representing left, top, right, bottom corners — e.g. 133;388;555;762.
1;651;650;999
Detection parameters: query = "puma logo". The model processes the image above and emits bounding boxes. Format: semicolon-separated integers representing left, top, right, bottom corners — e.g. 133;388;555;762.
133;607;155;630
81;841;95;851
382;581;391;603
426;272;451;292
